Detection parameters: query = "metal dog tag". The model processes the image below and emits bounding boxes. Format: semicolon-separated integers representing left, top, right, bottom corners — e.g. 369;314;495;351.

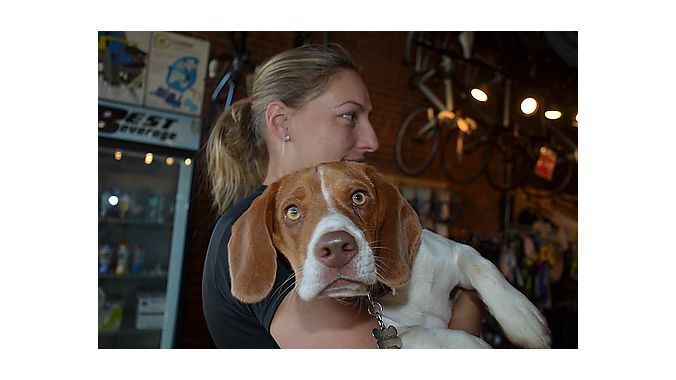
372;325;402;349
367;294;402;349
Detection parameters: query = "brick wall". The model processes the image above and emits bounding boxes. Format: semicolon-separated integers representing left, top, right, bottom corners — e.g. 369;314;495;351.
176;31;506;348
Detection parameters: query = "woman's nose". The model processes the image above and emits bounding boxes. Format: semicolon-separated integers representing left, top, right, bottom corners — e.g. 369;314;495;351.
358;120;379;153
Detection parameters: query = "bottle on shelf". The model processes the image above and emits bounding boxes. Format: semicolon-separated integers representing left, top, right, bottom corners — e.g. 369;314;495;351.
146;191;166;223
100;301;123;331
98;287;106;330
108;186;122;218
99;243;113;275
115;243;130;276
131;244;146;275
119;191;131;219
100;189;113;218
131;189;146;221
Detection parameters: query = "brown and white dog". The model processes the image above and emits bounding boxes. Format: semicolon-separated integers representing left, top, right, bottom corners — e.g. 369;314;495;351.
228;161;551;348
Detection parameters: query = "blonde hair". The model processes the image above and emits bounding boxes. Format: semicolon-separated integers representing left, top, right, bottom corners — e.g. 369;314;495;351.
206;44;359;214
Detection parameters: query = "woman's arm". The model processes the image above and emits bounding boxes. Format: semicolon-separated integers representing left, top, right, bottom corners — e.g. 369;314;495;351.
271;289;484;348
448;289;484;336
270;292;379;348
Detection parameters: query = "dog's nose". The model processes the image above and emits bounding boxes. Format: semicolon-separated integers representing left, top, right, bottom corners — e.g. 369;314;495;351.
314;231;358;268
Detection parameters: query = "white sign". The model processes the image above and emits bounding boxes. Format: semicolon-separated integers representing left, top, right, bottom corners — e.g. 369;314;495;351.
98;100;201;151
144;32;210;116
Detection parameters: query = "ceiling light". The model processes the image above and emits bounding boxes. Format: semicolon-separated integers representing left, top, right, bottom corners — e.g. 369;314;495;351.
520;97;538;115
545;110;562;120
470;88;488;102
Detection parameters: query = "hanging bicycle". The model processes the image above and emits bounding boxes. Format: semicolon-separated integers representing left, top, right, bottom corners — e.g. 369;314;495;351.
395;33;494;184
481;78;536;193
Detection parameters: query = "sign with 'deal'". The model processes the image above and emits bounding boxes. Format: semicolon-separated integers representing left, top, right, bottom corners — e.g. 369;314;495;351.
98;100;201;151
144;32;210;116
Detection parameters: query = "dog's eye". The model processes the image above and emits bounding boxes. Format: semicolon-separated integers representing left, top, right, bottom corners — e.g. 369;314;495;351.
352;191;367;206
285;206;302;221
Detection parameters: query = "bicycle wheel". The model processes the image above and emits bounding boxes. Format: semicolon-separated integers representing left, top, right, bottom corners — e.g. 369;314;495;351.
405;31;453;74
441;122;492;184
395;107;441;176
485;130;533;192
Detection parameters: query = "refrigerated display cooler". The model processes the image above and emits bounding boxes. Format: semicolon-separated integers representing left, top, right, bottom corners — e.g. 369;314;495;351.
98;99;200;348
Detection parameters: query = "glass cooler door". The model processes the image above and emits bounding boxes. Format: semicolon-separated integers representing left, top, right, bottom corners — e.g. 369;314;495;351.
98;146;192;348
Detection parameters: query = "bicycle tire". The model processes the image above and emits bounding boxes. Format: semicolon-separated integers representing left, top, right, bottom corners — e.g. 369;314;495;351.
395;107;441;176
440;123;492;184
485;130;533;192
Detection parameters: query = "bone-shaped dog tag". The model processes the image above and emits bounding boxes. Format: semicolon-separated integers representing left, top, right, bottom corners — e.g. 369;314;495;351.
372;325;402;349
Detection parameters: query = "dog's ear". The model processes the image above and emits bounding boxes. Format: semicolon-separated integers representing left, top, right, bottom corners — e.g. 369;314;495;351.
228;182;280;303
363;164;422;289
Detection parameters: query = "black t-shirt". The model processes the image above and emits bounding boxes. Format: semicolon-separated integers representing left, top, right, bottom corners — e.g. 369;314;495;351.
202;186;294;348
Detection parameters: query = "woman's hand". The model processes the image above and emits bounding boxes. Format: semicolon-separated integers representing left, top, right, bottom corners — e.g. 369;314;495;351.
448;289;484;336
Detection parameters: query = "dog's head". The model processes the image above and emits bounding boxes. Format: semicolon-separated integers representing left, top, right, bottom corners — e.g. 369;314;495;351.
228;161;422;303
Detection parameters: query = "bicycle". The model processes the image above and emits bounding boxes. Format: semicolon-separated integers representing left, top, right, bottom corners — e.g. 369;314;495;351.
479;78;537;193
206;32;252;129
395;32;497;184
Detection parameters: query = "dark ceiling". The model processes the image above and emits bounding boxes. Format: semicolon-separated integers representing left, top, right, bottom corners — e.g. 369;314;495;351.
404;31;578;126
473;31;578;95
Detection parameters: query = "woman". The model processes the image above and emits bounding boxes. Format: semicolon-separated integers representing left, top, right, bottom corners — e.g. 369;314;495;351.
202;43;482;348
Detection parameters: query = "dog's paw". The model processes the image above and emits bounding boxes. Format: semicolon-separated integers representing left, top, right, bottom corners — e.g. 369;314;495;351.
488;288;551;348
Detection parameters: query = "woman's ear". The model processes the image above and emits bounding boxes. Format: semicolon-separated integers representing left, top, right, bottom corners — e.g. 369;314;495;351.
264;100;289;140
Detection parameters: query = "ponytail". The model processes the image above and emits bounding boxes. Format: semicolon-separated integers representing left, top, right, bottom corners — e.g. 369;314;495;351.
206;98;268;214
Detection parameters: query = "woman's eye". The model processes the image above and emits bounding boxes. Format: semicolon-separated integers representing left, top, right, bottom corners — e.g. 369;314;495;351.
341;112;356;121
352;191;367;206
286;206;302;221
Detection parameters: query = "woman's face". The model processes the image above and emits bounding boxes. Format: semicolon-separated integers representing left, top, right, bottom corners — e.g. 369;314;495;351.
283;70;379;170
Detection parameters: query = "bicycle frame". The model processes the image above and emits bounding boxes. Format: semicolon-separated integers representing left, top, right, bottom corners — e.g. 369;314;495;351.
413;57;454;116
410;56;456;141
211;56;243;109
207;32;249;128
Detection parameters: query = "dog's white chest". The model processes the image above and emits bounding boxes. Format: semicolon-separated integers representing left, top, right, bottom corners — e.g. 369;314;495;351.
379;230;463;329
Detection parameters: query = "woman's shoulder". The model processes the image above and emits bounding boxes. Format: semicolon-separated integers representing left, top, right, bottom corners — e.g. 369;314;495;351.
207;185;267;264
204;185;267;289
215;186;267;230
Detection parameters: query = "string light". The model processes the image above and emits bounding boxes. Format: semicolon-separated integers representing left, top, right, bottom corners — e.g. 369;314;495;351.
144;153;153;165
184;158;192;166
114;150;122;161
166;157;174;166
